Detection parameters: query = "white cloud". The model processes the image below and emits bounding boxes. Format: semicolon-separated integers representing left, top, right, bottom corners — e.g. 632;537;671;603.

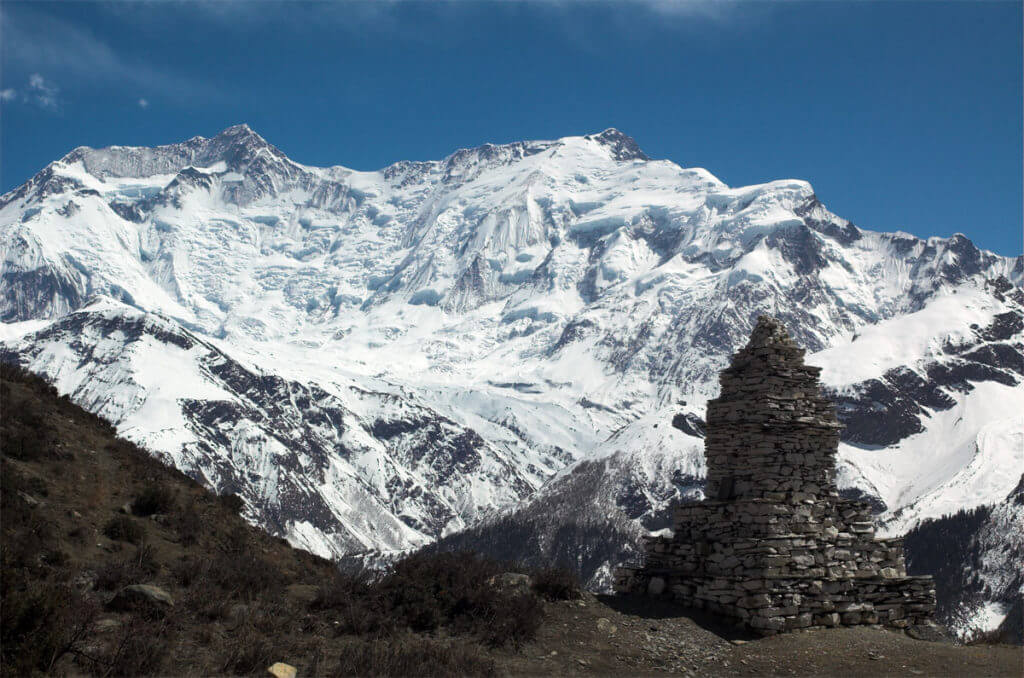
0;74;61;110
138;98;150;109
28;73;60;110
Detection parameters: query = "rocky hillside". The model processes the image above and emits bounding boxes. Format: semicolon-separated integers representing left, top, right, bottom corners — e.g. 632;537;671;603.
2;363;1019;676
905;477;1024;644
0;363;575;676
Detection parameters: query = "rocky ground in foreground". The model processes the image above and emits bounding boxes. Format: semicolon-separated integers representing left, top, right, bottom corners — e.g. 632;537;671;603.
2;362;1019;677
494;593;1021;677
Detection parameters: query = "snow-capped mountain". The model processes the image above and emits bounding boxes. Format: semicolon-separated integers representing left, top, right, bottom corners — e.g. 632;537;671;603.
2;125;1021;632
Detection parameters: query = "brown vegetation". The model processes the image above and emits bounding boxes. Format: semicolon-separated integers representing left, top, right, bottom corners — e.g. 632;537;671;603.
0;365;575;676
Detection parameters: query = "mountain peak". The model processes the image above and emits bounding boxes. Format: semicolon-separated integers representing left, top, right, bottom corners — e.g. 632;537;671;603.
584;128;648;162
201;123;287;171
214;123;261;142
209;123;273;152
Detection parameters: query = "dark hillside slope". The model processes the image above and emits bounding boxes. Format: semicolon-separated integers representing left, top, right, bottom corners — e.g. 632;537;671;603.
1;364;343;675
904;479;1024;644
0;365;531;677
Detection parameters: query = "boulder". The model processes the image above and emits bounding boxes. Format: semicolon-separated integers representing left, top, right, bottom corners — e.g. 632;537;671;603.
647;576;666;595
907;621;950;643
17;491;42;507
488;572;532;596
267;663;297;678
108;584;174;612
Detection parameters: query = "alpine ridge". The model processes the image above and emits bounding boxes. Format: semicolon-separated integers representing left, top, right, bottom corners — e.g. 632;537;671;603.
1;125;1021;638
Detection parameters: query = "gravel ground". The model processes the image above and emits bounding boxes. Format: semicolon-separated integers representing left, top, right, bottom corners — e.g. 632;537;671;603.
492;594;1022;677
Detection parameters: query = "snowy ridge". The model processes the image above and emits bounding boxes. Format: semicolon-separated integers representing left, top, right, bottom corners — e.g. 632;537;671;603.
0;297;555;556
1;126;1022;635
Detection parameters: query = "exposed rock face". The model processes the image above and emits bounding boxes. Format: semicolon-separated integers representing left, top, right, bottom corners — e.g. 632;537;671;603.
616;316;936;634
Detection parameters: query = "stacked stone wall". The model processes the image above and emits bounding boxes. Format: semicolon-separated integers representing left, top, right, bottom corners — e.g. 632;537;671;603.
615;568;936;633
615;316;936;635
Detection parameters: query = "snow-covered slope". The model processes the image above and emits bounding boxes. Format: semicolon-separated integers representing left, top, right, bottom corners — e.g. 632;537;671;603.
0;297;563;557
1;126;1021;633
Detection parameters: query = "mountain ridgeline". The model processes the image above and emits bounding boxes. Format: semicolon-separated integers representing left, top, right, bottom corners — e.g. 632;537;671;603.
1;125;1021;638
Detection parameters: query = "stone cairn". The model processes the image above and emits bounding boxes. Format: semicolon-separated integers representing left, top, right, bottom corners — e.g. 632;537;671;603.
615;316;936;634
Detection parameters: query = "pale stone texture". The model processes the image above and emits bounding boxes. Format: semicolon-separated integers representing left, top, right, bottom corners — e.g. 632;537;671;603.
266;662;297;678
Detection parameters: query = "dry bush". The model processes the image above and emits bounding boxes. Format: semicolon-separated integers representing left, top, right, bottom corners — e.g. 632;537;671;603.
94;560;143;592
218;492;245;514
312;569;394;637
92;616;172;677
202;527;286;599
172;555;209;588
0;574;98;676
473;592;543;649
132;482;176;517
216;623;275;675
314;551;544;649
103;515;145;545
175;501;204;547
0;467;56;571
530;565;582;601
333;635;495;677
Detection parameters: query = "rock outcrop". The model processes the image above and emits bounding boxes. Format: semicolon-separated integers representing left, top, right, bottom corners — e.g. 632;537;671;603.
616;316;936;634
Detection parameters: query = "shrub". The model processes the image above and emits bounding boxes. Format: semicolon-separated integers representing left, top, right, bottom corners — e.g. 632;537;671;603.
473;591;543;649
218;493;245;514
172;556;209;588
95;560;142;592
103;516;145;545
531;566;582;601
96;616;172;677
311;570;395;636
217;623;275;675
175;502;203;547
2;426;51;462
132;483;176;517
320;551;546;648
1;474;56;571
206;542;285;599
0;576;97;675
376;551;504;632
334;635;495;678
133;542;160;576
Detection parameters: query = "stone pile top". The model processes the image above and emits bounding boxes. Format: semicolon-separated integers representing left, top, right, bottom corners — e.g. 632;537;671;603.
721;315;818;377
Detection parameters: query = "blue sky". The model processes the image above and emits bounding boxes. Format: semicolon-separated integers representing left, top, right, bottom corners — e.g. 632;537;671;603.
2;1;1021;256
